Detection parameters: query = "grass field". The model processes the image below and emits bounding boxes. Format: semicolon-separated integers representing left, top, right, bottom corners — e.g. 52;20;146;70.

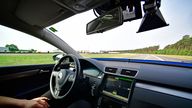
0;53;192;66
0;53;54;66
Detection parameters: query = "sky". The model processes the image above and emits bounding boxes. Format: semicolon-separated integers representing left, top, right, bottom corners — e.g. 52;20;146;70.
0;0;192;52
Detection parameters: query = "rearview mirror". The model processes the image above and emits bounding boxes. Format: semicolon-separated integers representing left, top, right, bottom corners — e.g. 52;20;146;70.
86;7;123;35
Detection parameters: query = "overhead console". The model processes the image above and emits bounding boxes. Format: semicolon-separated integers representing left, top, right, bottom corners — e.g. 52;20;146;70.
98;67;138;108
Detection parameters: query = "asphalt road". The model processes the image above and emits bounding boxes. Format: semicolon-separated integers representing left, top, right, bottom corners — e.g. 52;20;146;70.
129;54;192;63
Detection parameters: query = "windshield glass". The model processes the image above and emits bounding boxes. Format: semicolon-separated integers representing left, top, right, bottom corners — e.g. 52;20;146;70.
47;0;192;63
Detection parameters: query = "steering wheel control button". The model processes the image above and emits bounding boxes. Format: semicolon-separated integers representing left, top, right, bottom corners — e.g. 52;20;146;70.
58;72;63;79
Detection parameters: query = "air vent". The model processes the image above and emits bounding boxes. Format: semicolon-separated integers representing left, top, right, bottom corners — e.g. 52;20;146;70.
121;69;137;77
105;67;117;73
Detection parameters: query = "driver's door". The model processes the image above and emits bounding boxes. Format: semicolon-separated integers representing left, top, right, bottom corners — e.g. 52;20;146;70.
0;25;58;99
0;64;53;99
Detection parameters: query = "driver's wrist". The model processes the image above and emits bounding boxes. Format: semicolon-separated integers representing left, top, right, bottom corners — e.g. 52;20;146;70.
16;99;28;108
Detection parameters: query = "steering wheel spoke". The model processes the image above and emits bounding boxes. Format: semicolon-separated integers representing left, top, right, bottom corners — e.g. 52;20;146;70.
54;88;60;96
68;72;75;82
52;71;58;77
55;77;60;90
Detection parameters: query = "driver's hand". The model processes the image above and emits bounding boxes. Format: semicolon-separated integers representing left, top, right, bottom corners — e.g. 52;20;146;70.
22;97;50;108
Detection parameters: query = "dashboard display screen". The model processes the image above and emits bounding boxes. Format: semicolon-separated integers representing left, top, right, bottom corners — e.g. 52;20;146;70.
103;75;133;102
83;68;100;77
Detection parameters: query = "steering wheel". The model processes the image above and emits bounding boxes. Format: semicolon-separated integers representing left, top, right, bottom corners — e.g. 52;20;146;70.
50;54;81;99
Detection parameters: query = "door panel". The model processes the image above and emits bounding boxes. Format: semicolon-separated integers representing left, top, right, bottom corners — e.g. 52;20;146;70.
0;64;54;99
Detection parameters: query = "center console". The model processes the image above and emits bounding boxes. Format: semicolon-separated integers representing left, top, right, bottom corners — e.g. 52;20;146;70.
102;75;133;102
98;70;135;108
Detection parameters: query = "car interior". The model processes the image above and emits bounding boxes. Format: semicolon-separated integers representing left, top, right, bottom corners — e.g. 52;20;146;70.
0;0;192;108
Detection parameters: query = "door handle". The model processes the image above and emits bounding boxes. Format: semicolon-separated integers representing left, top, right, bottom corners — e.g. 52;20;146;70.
39;70;50;73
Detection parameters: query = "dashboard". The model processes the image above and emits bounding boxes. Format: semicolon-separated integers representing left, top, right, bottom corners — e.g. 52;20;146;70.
80;58;192;108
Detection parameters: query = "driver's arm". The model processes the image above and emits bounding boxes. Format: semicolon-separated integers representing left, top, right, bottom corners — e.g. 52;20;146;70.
0;96;49;108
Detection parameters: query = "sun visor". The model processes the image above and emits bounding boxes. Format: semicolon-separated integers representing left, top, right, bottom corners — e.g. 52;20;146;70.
15;0;74;27
137;8;169;33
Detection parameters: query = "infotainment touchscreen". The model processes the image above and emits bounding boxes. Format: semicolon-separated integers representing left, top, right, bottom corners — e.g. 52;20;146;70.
102;75;133;102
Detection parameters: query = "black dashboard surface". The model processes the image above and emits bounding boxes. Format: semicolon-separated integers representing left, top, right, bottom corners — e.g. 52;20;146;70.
80;58;192;108
86;59;192;90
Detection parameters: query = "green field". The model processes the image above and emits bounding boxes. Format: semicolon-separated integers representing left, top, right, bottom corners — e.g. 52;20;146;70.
0;53;54;66
0;53;192;66
0;53;136;66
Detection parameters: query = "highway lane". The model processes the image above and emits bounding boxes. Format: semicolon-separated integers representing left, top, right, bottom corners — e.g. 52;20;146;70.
128;54;192;63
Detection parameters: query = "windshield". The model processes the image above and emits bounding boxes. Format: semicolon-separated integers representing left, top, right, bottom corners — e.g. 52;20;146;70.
47;0;192;63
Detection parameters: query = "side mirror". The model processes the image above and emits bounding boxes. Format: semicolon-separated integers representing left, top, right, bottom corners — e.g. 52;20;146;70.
52;53;65;62
86;7;123;35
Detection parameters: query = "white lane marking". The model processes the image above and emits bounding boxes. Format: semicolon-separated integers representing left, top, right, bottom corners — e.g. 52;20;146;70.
144;54;150;60
131;54;164;61
151;55;164;61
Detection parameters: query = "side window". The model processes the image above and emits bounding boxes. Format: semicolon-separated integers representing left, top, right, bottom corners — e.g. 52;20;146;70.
0;25;60;66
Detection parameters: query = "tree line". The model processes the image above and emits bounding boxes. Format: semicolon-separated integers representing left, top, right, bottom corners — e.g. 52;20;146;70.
111;35;192;56
112;46;159;53
155;35;192;56
5;44;37;53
